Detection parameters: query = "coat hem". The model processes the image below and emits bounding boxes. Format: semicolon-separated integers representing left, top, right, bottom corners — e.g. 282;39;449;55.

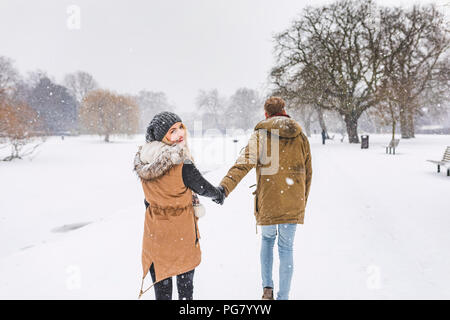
142;257;201;284
256;218;304;226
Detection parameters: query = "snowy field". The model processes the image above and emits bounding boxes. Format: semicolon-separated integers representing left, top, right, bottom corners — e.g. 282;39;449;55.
0;133;449;299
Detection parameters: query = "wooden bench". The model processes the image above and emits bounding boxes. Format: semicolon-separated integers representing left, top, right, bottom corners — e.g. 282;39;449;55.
385;138;400;154
427;146;450;176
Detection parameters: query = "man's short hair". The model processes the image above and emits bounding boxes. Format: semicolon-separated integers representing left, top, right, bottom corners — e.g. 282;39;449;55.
264;97;286;116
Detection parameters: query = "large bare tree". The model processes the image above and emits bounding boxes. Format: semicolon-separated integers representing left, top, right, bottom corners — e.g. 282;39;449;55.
272;0;385;143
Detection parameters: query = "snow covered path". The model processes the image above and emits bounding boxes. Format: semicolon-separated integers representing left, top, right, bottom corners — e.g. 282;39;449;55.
0;134;449;299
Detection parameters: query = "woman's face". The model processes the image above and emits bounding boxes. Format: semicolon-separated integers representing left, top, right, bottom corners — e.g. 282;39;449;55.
165;122;186;147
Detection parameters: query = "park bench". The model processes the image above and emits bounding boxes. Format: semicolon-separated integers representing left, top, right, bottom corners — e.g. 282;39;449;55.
427;146;450;176
385;138;400;154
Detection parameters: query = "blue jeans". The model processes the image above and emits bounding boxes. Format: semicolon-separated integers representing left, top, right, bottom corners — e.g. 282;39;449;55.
260;223;297;300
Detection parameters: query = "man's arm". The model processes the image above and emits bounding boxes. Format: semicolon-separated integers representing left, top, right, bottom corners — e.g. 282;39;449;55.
303;134;312;204
220;130;259;197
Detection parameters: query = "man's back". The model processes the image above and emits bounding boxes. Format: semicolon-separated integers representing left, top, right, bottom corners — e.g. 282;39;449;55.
220;115;312;225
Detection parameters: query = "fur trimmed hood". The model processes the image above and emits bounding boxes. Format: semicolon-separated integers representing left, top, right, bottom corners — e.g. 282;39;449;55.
133;141;193;181
254;116;303;138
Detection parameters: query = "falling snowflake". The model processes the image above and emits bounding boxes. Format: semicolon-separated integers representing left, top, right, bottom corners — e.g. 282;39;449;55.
285;178;294;185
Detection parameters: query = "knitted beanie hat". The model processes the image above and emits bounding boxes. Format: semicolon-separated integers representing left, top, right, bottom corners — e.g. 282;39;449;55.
145;111;182;142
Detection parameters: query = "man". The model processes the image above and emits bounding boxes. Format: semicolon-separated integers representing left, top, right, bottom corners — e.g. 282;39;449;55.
216;97;312;300
322;129;327;145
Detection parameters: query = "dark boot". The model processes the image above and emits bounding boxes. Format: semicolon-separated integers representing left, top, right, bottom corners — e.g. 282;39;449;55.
262;287;274;300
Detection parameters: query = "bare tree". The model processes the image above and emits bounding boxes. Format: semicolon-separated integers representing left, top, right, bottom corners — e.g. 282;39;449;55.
287;101;316;137
271;67;330;137
226;88;262;130
418;56;450;126
26;70;49;88
137;90;173;132
79;89;139;142
0;56;19;101
369;83;401;140
115;94;140;138
196;89;227;132
379;4;450;138
63;71;99;104
0;99;44;161
272;0;385;143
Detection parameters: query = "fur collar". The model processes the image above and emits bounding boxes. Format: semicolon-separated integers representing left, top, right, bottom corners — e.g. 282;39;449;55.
133;141;192;181
254;116;303;138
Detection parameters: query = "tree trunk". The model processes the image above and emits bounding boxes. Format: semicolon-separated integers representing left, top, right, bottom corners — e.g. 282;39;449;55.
316;107;328;135
344;114;359;143
302;109;314;137
3;142;21;161
104;133;110;143
392;120;396;141
303;117;311;137
407;111;415;138
400;107;415;139
12;142;20;159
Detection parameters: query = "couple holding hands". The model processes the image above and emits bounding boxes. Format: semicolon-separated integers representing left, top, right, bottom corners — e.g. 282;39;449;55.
133;97;312;300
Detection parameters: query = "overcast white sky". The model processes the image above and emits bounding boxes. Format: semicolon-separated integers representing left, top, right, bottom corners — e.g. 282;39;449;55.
0;0;447;113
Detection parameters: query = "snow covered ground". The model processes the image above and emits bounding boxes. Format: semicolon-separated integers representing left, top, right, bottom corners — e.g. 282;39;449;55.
0;133;449;299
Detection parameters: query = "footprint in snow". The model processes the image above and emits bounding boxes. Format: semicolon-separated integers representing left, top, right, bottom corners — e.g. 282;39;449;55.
51;222;92;233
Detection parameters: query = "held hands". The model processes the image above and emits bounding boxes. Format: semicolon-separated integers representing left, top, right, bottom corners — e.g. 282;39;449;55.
192;193;200;206
212;185;226;205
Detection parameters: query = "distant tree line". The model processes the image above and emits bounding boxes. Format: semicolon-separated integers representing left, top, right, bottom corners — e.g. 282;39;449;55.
180;87;263;134
0;57;173;160
0;54;264;162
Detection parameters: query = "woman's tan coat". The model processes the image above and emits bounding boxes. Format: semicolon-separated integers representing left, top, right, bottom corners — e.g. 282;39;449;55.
133;141;201;286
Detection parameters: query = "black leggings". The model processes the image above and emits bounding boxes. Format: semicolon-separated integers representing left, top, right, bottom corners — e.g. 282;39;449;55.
149;264;195;300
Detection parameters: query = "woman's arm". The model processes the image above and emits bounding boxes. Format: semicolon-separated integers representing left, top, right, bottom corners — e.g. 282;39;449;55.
182;162;223;202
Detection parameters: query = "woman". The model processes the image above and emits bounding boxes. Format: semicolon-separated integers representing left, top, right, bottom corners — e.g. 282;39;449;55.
133;111;225;300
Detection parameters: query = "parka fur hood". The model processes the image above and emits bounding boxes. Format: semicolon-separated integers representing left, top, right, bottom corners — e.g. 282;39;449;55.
133;141;193;181
254;115;303;139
